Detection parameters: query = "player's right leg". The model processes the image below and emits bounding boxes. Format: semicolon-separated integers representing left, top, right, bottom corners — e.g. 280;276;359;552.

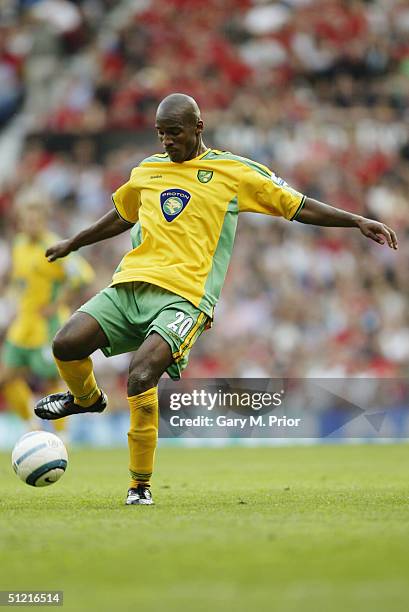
34;312;109;420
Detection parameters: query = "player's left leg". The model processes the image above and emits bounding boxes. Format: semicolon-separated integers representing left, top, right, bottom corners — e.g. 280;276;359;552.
125;287;210;506
126;333;173;506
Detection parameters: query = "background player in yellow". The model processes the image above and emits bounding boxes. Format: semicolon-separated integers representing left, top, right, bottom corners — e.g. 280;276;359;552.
34;93;397;505
0;189;95;435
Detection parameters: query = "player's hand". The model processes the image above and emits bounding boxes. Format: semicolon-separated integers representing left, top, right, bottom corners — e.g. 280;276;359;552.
357;218;398;250
45;239;74;262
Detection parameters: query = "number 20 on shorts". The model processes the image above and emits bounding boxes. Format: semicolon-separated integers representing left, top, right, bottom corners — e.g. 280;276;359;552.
166;311;194;337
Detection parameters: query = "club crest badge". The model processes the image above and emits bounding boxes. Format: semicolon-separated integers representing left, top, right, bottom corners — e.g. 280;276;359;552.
197;170;213;183
160;189;191;222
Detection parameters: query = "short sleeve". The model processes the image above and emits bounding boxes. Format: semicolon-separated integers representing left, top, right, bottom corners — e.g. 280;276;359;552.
238;164;305;220
112;168;141;224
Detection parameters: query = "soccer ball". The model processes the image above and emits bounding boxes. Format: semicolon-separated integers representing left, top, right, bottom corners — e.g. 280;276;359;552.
11;431;68;487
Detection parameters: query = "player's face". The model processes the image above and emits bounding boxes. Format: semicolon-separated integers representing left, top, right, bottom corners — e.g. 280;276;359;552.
155;116;203;163
18;206;46;239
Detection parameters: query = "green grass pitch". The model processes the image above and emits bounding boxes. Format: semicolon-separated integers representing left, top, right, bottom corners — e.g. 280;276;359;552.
1;444;409;612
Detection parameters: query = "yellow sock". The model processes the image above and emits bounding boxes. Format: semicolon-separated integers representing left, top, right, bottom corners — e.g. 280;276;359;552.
54;357;100;408
128;387;158;488
2;378;33;421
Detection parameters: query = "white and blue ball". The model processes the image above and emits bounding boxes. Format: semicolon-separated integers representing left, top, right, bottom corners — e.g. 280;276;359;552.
11;431;68;487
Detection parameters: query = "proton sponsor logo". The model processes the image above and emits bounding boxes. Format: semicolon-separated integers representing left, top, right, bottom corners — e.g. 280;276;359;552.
163;197;183;215
160;189;191;222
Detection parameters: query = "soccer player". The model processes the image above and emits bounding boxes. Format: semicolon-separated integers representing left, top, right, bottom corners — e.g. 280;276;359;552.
34;93;398;505
0;189;95;435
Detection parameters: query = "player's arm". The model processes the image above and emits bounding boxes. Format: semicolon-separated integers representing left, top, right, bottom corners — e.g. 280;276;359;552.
46;210;132;262
295;197;398;250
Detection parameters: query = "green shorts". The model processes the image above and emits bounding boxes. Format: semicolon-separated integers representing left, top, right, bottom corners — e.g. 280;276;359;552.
78;282;209;380
2;341;58;379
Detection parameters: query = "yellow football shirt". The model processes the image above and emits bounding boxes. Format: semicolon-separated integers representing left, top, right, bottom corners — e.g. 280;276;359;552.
112;149;305;316
7;232;95;348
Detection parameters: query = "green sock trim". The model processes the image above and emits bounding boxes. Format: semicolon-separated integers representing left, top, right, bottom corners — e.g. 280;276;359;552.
129;470;152;482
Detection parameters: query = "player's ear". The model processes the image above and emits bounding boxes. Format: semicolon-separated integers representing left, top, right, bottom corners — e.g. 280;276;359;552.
196;119;204;134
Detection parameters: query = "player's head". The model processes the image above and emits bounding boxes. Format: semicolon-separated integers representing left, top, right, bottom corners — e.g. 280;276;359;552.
155;93;204;163
14;189;51;239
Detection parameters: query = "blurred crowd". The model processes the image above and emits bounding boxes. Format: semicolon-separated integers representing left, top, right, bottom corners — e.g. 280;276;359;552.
0;0;409;413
